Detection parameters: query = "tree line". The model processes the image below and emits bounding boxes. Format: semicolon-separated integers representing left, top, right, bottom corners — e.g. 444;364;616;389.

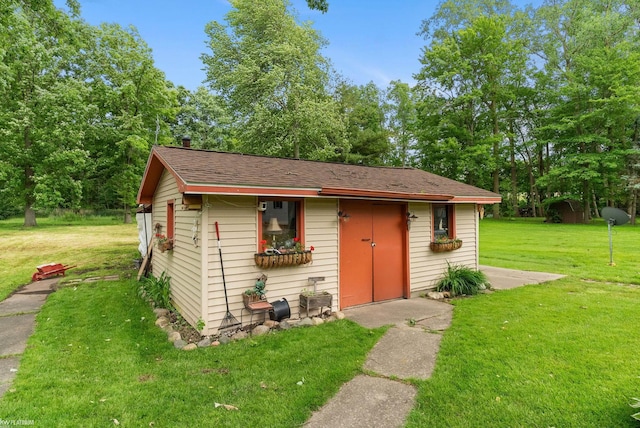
2;0;638;226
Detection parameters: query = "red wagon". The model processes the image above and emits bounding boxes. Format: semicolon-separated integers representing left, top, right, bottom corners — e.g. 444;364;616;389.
31;263;76;281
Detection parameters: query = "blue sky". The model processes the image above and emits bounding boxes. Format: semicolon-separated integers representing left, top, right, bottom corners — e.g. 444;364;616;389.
57;0;541;90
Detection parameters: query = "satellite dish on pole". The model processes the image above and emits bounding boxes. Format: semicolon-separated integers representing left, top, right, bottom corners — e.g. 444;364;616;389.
601;207;629;266
602;207;630;226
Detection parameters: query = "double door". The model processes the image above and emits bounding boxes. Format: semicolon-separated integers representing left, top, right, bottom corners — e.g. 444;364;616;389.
339;201;406;308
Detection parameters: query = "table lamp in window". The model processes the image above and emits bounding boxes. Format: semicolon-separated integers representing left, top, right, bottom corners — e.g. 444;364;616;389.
266;217;283;250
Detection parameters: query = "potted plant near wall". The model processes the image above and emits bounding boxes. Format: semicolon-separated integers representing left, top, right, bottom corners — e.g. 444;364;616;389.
243;274;268;308
299;289;332;308
429;235;462;252
299;277;332;317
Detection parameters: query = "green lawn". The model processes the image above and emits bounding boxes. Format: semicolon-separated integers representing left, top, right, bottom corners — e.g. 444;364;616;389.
479;218;639;284
407;279;640;427
1;216;639;426
0;216;139;301
0;279;381;426
407;217;640;427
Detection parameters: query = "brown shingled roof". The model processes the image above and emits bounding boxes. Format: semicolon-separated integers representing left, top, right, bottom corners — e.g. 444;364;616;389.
137;146;501;204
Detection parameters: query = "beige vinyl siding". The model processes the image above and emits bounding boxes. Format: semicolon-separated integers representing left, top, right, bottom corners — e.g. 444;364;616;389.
408;202;478;295
151;170;202;329
408;202;431;294
204;196;339;334
205;196;257;330
301;198;339;297
455;204;479;267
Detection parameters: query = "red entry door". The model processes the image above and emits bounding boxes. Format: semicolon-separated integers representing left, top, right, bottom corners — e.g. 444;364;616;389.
339;201;406;308
372;204;405;301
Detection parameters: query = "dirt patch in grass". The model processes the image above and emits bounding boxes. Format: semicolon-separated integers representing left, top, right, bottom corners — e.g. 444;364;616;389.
138;374;155;383
72;267;102;275
169;311;203;343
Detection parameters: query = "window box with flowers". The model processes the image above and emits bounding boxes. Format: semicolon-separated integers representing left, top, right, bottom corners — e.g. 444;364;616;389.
429;236;462;253
154;220;174;253
254;237;314;268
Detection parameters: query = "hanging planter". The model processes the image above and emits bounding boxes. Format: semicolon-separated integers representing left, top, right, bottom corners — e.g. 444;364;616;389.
156;234;174;253
254;251;313;268
430;239;462;253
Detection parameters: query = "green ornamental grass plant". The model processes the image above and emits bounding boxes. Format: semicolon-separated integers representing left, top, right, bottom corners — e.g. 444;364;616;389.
630;398;640;421
435;262;489;296
138;271;173;310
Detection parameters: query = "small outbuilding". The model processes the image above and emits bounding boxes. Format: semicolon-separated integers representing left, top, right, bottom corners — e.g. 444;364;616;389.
546;199;584;223
137;145;501;335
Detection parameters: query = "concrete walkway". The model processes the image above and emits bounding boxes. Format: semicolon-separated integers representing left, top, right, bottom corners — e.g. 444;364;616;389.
480;265;565;290
304;266;565;428
0;278;58;398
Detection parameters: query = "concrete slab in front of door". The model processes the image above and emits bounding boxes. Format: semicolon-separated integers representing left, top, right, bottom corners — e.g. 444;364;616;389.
343;297;452;329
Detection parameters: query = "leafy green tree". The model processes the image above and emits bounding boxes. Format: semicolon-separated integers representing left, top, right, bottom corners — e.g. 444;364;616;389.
419;0;518;38
533;0;640;221
0;161;22;220
624;121;640;224
386;80;417;167
335;81;390;165
413;91;492;186
416;0;532;217
505;81;545;217
305;0;328;13
0;1;89;226
171;86;235;150
82;23;176;222
201;0;347;160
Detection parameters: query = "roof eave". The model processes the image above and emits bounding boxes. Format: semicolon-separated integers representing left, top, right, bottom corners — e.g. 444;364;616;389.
178;185;501;203
136;147;188;204
318;187;454;201
183;184;319;198
449;196;502;204
180;184;454;201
